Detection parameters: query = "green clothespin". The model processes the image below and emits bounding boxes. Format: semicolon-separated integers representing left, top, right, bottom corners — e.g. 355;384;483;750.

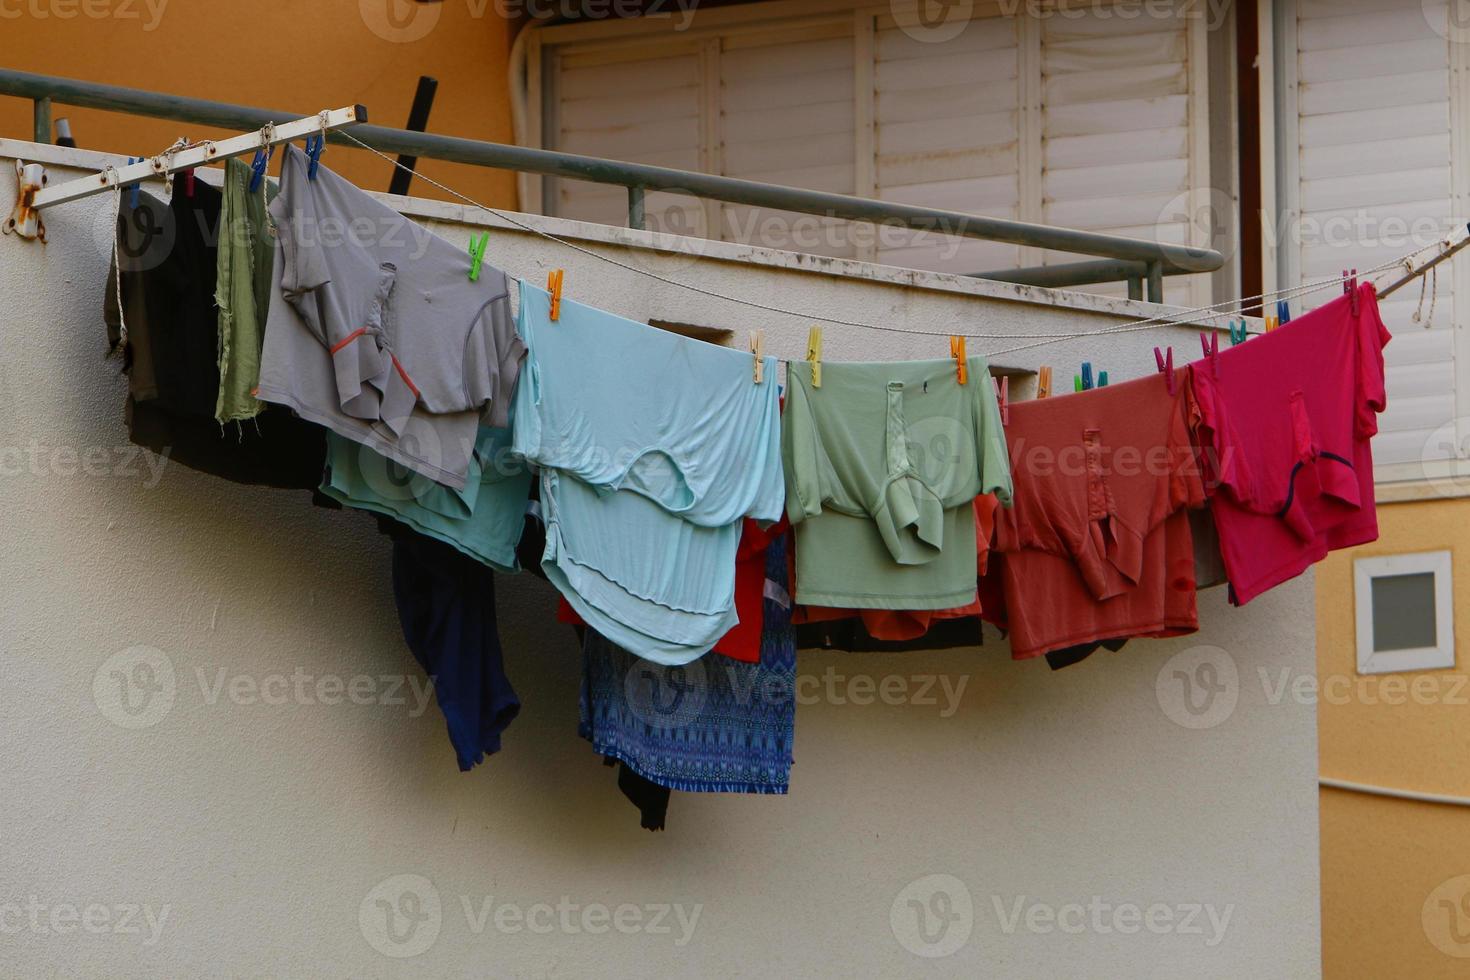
468;232;489;282
1098;370;1109;387
1073;374;1083;392
1229;318;1248;346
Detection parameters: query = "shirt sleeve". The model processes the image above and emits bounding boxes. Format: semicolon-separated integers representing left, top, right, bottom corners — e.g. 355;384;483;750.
1355;283;1392;438
972;358;1014;506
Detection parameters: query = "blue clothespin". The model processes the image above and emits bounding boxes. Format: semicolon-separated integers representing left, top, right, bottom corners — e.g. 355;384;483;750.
1276;299;1291;325
248;145;272;193
304;135;324;180
1229;318;1248;346
124;158;140;208
468;232;489;282
1081;362;1094;391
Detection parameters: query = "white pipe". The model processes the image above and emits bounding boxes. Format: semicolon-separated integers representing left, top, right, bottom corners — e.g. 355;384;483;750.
1320;777;1470;808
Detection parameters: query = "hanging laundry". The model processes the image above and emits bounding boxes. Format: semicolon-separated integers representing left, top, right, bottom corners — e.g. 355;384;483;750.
512;281;784;665
795;493;1000;642
1191;282;1390;605
782;358;1012;609
256;144;523;490
214;157;277;424
103;186;325;489
993;368;1207;660
319;425;533;572
390;525;520;771
556;517;788;664
579;532;797;814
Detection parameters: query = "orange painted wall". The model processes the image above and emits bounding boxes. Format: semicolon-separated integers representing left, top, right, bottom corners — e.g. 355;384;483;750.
1317;497;1470;978
0;0;521;208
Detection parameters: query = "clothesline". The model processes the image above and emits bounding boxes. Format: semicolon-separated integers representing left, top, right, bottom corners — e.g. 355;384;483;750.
337;130;1446;361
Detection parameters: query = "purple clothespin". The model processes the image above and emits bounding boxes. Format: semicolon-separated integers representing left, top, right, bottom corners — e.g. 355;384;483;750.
1153;346;1175;394
1199;332;1219;378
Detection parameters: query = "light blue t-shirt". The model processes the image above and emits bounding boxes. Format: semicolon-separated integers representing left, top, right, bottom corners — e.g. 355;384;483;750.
512;282;785;664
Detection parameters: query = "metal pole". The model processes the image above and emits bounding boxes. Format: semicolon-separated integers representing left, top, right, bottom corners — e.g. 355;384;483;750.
627;185;645;230
0;69;1223;278
32;97;50;144
387;75;437;197
1146;261;1165;303
1127;277;1143;301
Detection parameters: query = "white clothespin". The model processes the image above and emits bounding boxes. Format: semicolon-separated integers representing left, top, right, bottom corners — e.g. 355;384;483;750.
750;330;766;384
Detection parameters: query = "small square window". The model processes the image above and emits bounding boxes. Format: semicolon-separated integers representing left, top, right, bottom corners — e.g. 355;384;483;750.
1354;551;1455;675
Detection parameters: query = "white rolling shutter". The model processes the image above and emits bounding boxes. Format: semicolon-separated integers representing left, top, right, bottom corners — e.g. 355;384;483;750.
1040;7;1206;307
718;25;857;258
536;2;1216;300
871;13;1022;274
1283;0;1457;472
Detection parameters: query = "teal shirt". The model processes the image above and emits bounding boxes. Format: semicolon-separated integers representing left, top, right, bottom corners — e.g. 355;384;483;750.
320;426;531;572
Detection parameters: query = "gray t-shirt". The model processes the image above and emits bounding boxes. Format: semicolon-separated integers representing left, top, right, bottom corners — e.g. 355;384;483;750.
257;144;523;489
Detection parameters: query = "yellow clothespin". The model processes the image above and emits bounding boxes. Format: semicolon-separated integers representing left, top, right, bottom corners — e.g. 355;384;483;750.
547;268;564;321
1264;314;1279;333
806;326;823;388
950;335;968;385
1037;366;1052;399
750;329;766;384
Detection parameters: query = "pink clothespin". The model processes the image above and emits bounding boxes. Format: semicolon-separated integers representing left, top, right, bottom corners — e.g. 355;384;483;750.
993;375;1009;425
1153;346;1175;394
1199;331;1219;378
183;167;195;197
1349;267;1360;315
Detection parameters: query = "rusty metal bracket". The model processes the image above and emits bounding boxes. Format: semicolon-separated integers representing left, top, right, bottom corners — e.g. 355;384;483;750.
3;160;47;242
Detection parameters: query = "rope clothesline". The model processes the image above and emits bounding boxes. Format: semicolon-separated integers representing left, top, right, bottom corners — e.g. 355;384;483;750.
330;131;1447;362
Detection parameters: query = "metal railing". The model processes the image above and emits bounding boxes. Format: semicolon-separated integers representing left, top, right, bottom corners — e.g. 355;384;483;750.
1;68;1223;301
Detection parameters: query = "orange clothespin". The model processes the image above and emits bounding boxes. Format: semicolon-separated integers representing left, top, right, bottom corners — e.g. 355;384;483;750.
806;326;823;388
547;268;564;321
1265;314;1279;333
750;329;766;384
950;335;968;385
993;375;1009;425
1037;366;1052;399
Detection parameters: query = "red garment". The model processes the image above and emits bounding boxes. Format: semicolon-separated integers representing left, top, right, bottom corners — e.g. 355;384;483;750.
993;369;1206;660
1191;282;1390;604
794;494;999;641
557;517;782;663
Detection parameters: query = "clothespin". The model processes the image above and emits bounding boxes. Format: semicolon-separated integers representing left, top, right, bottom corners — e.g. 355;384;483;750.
1081;362;1094;391
1349;267;1360;315
806;326;823;388
547;269;564;321
1073;373;1083;392
750;329;766;384
1229;319;1248;346
248;145;272;193
949;336;968;385
1154;346;1175;394
993;375;1009;425
467;232;489;282
1037;366;1052;399
304;134;324;181
1276;299;1290;325
1098;371;1109;387
182;167;195;198
1265;314;1279;333
125;158;140;208
1199;331;1219;379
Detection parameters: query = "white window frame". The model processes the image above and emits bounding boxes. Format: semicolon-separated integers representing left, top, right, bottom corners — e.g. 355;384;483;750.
1353;550;1455;675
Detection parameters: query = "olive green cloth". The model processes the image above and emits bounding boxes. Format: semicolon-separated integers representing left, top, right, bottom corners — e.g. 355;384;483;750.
783;356;1012;609
214;159;276;423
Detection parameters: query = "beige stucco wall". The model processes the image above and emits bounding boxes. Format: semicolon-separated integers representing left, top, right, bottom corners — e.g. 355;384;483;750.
0;0;520;208
0;143;1321;977
1317;498;1470;979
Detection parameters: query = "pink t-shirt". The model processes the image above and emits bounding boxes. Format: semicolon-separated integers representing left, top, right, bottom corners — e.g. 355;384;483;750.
1191;282;1391;605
